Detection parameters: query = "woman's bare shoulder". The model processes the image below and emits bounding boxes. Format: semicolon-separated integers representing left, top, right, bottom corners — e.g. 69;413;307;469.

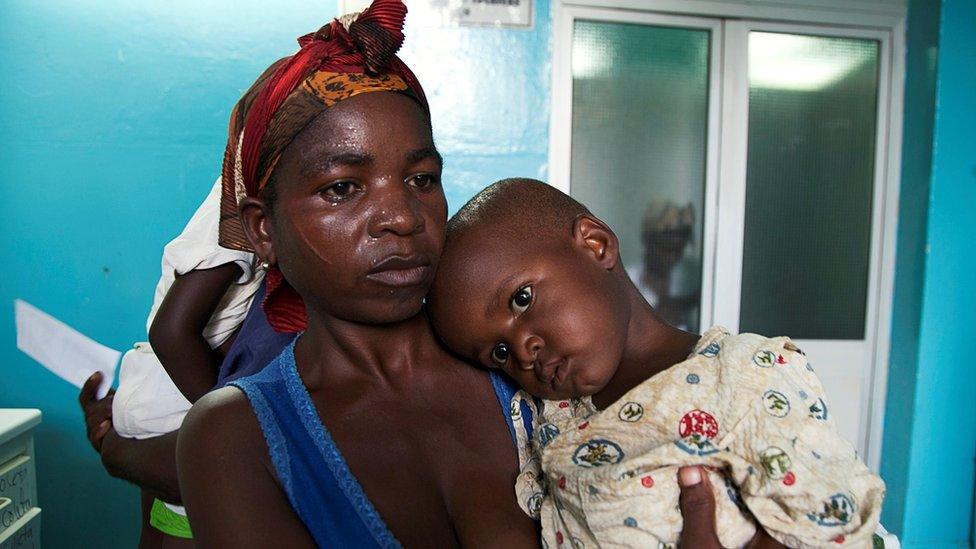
178;386;264;461
178;388;314;547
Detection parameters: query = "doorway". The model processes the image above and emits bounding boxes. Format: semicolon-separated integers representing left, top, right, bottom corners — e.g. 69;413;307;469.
549;4;903;469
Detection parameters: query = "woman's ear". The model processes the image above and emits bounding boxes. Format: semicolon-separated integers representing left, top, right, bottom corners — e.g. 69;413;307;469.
239;197;277;267
573;214;620;270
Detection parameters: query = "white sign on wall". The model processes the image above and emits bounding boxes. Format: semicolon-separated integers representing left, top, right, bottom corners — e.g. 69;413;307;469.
339;0;533;28
453;0;532;27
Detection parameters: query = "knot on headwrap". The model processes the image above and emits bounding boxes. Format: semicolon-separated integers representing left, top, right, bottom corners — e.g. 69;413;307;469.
238;0;418;200
348;0;407;75
218;0;428;333
299;0;406;76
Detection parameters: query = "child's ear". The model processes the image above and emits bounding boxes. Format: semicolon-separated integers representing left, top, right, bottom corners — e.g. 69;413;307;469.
573;215;620;270
239;197;277;267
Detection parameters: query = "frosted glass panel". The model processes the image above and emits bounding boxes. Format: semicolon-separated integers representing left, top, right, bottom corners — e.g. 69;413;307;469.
570;20;710;331
739;33;879;339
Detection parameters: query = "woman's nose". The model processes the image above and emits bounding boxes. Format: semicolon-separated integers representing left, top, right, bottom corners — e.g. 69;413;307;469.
368;182;425;237
513;333;544;371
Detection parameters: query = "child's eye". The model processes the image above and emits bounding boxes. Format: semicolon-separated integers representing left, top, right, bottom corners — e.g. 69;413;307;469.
490;343;510;367
510;285;533;315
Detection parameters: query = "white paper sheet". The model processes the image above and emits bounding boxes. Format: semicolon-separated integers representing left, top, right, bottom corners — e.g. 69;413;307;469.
14;299;119;399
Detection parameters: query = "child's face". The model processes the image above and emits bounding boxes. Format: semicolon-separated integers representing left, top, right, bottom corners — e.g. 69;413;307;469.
429;222;631;400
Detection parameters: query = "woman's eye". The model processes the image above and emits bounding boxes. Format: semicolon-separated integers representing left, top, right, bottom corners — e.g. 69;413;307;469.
321;181;357;200
408;174;439;190
510;285;533;315
490;343;510;367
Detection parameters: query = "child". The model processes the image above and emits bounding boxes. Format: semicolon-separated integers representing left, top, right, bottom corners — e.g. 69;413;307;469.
427;178;885;549
112;176;264;532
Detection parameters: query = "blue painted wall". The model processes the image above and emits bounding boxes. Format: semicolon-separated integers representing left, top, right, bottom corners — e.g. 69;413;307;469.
0;1;550;546
881;0;976;547
398;3;551;211
880;0;940;539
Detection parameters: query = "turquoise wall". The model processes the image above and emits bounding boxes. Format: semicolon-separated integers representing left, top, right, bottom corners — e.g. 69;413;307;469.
880;0;940;538
0;1;550;546
881;0;976;547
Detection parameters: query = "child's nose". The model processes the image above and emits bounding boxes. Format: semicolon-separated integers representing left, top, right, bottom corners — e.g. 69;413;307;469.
514;334;544;370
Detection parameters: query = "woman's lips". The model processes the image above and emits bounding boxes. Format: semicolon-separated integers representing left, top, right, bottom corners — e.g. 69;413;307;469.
366;255;431;287
366;265;431;287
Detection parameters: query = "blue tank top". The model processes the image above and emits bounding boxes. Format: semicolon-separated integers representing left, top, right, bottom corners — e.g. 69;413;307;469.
230;337;528;548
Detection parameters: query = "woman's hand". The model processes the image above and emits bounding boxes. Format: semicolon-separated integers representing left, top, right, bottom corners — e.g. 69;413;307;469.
79;372;114;452
677;466;786;548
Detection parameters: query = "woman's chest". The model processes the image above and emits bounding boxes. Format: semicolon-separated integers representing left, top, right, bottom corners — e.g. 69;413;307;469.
312;374;518;546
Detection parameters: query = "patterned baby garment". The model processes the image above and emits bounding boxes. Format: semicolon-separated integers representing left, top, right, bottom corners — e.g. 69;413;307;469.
511;327;885;549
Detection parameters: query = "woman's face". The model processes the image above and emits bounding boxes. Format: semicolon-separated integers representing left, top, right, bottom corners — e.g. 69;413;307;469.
263;91;447;325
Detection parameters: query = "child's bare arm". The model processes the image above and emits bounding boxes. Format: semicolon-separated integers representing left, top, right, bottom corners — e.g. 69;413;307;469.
149;263;242;403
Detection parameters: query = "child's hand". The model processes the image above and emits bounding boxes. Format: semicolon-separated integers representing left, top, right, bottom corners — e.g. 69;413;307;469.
678;466;785;548
79;372;115;452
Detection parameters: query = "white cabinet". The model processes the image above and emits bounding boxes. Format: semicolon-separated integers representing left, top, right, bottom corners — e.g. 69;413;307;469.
0;410;41;549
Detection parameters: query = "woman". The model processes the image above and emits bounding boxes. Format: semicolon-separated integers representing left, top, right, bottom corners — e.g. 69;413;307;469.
175;3;537;545
86;1;783;546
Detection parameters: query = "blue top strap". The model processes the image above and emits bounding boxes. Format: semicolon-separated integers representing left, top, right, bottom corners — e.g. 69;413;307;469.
231;338;399;548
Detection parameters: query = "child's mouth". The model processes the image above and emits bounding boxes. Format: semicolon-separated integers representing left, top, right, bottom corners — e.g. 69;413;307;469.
543;359;569;389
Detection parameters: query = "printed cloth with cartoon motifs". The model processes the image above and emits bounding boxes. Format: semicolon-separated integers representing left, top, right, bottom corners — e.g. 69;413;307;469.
510;326;886;549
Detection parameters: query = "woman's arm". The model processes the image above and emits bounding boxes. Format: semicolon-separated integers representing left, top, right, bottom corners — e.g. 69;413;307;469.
678;466;786;549
177;387;315;548
100;430;183;503
149;263;241;403
79;373;183;502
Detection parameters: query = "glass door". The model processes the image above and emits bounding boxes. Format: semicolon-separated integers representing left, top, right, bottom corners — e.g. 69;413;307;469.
552;9;896;464
714;22;892;456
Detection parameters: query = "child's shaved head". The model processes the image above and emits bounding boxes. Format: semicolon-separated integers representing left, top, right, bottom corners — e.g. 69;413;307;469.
447;178;592;247
429;177;635;400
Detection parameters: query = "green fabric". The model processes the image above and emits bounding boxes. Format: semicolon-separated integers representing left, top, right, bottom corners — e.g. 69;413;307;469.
149;498;193;539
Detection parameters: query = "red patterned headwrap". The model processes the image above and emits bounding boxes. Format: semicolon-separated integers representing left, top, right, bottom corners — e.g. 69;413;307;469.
217;0;428;333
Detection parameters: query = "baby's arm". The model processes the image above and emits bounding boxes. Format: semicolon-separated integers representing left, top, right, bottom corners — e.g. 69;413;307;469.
149;263;241;403
729;339;885;548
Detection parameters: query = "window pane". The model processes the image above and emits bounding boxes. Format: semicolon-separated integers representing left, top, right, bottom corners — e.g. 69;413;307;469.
570;20;710;331
739;32;879;339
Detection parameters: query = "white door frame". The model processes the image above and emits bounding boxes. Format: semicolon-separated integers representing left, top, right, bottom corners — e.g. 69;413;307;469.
549;0;906;472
